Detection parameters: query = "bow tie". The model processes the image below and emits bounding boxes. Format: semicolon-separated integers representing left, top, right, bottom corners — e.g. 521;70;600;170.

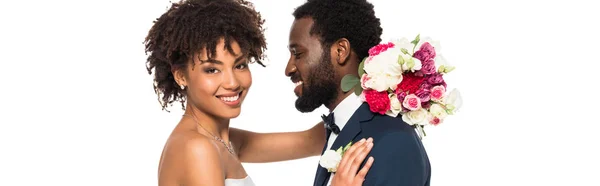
321;112;340;135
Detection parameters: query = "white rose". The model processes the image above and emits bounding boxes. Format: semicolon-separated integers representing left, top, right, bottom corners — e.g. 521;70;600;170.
365;74;388;92
429;103;448;119
319;149;342;172
402;108;428;125
380;50;403;76
363;72;402;92
367;49;402;72
363;58;385;75
386;93;402;117
384;73;403;91
379;50;404;90
363;50;403;92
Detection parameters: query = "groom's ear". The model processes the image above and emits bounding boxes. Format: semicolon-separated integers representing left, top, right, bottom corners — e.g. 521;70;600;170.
332;38;351;66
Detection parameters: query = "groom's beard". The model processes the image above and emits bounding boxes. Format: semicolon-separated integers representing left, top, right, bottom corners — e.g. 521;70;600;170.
295;51;338;113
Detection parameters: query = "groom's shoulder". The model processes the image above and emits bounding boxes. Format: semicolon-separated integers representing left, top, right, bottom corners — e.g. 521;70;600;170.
353;103;421;142
361;113;418;136
359;115;428;159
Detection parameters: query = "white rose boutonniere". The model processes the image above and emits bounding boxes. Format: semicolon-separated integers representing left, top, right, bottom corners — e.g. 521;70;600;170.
319;142;352;172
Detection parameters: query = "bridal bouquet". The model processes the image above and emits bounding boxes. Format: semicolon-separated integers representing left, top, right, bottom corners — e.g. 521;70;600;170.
341;34;462;138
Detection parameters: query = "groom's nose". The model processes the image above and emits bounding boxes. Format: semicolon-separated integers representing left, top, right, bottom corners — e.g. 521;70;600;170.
285;59;296;77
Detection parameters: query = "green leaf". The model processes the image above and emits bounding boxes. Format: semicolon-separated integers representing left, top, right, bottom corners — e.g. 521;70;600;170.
354;84;363;96
336;146;344;154
343;142;352;152
400;48;410;55
341;75;360;92
411;34;421;45
358;58;366;77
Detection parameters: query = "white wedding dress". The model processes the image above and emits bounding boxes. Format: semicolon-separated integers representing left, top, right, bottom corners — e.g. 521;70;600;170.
225;176;255;186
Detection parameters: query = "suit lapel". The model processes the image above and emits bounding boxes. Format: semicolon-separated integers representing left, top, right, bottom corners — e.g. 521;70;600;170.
329;103;374;151
316;103;375;186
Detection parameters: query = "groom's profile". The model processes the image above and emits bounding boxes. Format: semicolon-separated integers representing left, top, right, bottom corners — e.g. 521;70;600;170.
286;0;432;185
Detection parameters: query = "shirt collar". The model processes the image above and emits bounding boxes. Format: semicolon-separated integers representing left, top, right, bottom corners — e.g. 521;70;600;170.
331;93;363;133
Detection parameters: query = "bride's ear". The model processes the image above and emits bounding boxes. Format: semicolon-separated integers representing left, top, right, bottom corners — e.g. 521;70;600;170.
332;38;351;66
173;67;187;90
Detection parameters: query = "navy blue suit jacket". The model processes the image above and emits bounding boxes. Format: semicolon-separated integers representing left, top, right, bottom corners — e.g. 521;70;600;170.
313;103;431;186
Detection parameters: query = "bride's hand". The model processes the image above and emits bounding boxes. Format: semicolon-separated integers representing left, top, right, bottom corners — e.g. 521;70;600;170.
331;137;374;186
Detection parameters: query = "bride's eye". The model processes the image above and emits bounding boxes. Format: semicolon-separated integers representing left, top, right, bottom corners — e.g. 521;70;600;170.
235;63;248;70
204;68;220;74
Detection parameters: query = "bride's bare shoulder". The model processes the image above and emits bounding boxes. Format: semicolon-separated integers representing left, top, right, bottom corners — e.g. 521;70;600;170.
165;130;221;159
159;131;225;185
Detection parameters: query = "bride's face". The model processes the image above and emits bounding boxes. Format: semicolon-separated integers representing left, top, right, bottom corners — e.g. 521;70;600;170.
176;39;252;119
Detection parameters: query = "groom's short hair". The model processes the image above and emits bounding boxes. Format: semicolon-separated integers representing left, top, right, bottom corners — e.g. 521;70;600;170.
292;0;383;61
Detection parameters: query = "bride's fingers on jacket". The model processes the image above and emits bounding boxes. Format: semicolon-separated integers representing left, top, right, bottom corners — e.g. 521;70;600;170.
341;137;371;176
356;156;374;183
339;138;366;171
349;138;373;174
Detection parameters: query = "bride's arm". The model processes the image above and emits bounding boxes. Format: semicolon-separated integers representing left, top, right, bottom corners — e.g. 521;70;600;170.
230;122;326;163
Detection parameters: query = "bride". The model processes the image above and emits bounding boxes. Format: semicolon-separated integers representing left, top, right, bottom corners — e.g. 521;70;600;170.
144;0;374;185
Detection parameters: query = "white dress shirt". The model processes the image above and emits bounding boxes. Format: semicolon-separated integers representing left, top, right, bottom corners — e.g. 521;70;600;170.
324;93;364;185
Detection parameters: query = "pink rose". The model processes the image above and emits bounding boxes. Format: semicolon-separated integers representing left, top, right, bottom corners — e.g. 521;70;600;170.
421;58;435;66
413;42;436;61
394;90;408;111
402;94;422;111
421;62;436;75
427;73;445;85
368;42;395;57
429;116;441;126
430;85;446;101
420;82;432;91
415;88;431;102
421;101;431;109
395;90;407;102
360;74;371;89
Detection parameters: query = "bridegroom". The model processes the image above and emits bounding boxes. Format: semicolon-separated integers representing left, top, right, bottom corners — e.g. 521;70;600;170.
285;0;431;185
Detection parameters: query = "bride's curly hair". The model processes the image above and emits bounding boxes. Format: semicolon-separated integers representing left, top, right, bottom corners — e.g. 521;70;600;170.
144;0;267;111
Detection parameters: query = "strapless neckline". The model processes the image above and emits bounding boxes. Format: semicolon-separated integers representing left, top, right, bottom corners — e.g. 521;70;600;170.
225;176;255;186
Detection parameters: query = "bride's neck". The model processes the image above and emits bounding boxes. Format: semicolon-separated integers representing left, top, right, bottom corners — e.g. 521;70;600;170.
184;106;230;141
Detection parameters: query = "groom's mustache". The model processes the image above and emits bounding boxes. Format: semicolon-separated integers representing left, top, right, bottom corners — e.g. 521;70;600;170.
290;74;302;84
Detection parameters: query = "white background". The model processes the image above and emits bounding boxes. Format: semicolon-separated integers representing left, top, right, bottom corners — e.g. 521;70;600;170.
1;0;599;185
